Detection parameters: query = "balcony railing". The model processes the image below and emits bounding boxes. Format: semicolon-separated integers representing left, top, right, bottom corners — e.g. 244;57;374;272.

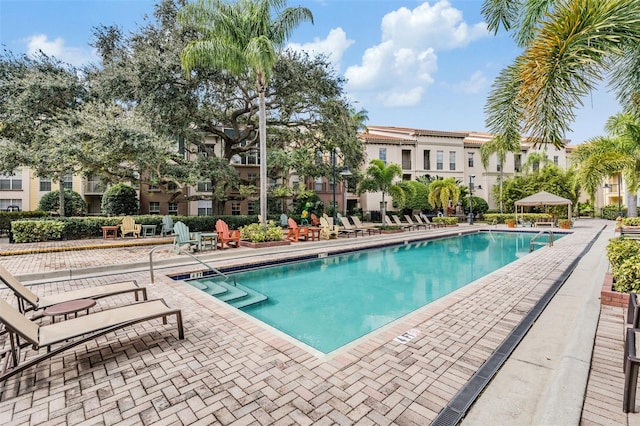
84;181;107;194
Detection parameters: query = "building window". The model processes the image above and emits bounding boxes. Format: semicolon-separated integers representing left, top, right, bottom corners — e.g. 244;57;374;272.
149;202;160;214
197;200;212;216
449;151;456;171
379;148;387;164
168;203;178;214
231;202;241;215
168;182;178;191
62;175;73;190
514;154;522;172
402;174;411;181
197;181;212;192
0;175;22;190
401;150;411;170
468;152;474;168
436;151;443;170
247;201;257;216
497;162;502;172
0;199;22;210
313;177;322;192
39;178;52;192
148;184;160;192
423;150;431;170
553;155;559;166
247;173;258;182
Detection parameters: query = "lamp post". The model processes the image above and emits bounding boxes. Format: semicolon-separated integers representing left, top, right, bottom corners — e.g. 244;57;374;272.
331;148;352;225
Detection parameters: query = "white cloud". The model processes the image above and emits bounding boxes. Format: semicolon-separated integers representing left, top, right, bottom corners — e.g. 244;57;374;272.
452;71;489;94
345;0;489;108
287;27;354;70
26;34;96;66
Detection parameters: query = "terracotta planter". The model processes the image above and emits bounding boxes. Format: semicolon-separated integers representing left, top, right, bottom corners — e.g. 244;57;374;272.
239;240;291;249
506;222;516;228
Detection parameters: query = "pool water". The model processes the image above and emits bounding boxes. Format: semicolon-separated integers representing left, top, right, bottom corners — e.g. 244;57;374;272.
189;231;556;353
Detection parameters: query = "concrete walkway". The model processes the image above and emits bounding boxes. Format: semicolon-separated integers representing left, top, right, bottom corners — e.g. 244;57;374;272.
0;219;636;425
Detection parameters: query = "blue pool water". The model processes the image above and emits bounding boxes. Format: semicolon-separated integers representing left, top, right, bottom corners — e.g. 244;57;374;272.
188;231;557;353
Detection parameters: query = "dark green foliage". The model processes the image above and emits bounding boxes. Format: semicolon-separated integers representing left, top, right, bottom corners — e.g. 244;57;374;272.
0;211;47;235
11;220;65;243
101;184;139;215
38;190;87;217
462;196;489;216
607;238;640;293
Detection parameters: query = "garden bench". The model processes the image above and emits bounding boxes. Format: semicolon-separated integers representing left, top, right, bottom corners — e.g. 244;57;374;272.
621;227;640;239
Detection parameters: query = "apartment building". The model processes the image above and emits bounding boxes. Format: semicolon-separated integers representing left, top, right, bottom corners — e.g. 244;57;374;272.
356;126;573;214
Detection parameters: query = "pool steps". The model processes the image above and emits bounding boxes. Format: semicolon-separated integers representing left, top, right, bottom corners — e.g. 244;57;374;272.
188;278;268;308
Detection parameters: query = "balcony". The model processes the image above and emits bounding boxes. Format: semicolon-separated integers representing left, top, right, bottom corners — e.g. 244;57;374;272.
84;181;107;194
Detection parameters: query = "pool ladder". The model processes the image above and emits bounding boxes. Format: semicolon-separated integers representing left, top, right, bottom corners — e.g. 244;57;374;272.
148;244;235;285
529;230;554;252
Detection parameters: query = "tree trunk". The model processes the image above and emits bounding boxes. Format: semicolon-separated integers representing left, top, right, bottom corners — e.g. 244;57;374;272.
259;87;268;225
628;192;638;217
381;194;387;225
58;187;66;217
499;162;504;214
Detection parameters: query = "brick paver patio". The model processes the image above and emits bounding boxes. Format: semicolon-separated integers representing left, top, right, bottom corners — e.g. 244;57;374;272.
0;220;637;425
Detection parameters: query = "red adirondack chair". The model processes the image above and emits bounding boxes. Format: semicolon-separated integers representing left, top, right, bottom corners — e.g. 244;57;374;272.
215;219;241;249
286;218;311;242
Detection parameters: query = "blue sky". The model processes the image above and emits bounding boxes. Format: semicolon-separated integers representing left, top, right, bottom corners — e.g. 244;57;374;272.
0;0;621;145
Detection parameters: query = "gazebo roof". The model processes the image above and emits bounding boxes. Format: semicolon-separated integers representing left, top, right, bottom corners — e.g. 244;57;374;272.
514;191;572;206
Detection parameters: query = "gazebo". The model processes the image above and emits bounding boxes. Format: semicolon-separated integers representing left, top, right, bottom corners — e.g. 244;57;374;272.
514;190;572;223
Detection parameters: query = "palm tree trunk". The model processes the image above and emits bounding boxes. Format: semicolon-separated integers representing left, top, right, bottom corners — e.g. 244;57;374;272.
499;162;504;214
381;193;386;225
259;88;267;225
628;192;638;217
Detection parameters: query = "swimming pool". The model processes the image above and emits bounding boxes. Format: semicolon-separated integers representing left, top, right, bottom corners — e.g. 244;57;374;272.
187;231;556;353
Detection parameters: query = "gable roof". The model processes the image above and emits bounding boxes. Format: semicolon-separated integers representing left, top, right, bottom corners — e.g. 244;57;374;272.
514;191;572;206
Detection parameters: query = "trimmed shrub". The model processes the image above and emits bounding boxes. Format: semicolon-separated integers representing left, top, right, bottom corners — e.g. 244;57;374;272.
38;190;87;217
240;222;284;242
606;238;640;293
432;216;459;225
11;220;65;243
101;184;139;215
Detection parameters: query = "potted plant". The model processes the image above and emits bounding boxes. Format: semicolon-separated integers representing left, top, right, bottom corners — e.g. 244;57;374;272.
558;219;571;229
505;218;516;228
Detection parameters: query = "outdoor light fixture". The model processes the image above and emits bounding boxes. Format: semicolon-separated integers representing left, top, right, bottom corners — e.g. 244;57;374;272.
468;175;482;225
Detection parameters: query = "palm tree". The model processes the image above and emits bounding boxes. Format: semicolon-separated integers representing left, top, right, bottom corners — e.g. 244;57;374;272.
428;178;461;216
357;159;404;225
482;0;640;148
480;134;520;213
178;0;313;224
521;152;550;174
571;113;640;216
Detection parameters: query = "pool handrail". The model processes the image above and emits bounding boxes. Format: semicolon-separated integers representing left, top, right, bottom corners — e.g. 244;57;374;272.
529;229;554;252
149;244;233;284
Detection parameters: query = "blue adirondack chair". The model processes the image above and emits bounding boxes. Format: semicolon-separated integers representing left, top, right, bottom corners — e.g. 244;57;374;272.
173;221;200;252
161;215;175;236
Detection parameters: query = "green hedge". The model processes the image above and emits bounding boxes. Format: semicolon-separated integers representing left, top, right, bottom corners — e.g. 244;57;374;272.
606;238;640;293
0;211;48;235
484;213;553;224
432;216;459;225
11;220;65;243
622;218;640;226
8;214;265;243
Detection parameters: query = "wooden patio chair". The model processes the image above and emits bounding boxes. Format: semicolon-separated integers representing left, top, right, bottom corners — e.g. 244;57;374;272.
215;219;241;249
160;215;175;236
286;218;311;242
319;216;339;240
119;216;141;238
173;221;201;252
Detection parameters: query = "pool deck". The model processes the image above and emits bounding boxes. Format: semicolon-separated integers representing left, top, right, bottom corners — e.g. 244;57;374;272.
0;219;636;425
